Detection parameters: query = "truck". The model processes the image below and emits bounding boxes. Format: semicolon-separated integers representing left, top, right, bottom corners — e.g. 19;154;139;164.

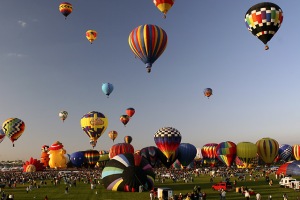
279;177;297;188
212;182;233;191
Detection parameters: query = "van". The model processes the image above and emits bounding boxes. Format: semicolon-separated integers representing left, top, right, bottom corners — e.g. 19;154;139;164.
290;180;300;190
157;187;173;200
279;177;297;188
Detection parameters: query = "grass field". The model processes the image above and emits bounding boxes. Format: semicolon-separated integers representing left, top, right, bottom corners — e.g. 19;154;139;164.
1;172;300;200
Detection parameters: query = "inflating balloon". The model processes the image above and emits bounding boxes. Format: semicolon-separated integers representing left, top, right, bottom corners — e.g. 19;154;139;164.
102;153;155;192
245;2;283;50
128;24;168;73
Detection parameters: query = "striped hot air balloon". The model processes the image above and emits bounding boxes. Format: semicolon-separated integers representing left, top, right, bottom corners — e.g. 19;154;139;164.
128;24;168;73
256;137;279;165
236;142;257;168
2;118;25;147
216;141;237;167
293;144;300;160
153;0;175;18
201;143;218;167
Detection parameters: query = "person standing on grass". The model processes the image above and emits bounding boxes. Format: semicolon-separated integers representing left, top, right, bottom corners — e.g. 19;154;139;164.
65;186;69;194
256;192;261;200
283;193;288;200
244;190;250;200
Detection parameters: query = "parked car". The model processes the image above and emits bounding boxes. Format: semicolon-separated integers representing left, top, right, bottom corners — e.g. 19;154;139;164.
212;181;233;191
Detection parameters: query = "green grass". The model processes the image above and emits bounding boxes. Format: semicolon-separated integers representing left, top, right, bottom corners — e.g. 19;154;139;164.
2;173;300;199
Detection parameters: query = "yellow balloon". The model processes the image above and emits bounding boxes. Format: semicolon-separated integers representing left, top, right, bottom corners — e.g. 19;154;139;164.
86;30;97;44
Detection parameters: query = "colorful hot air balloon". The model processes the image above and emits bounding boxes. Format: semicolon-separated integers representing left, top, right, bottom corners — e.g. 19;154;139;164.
201;143;218;167
0;129;5;144
153;0;175;18
203;88;213;98
120;115;130;126
97;150;110;168
108;130;118;142
59;2;72;19
177;143;197;167
157;148;178;168
80;111;108;148
215;141;237;167
140;146;159;168
154;127;181;162
2;118;25;147
102;153;155;192
84;150;100;168
128;24;168;73
236;142;257;168
245;2;283;50
256;137;279;165
109;143;134;159
278;144;292;162
276;160;300;176
126;108;135;117
86;30;97;44
124;135;132;144
293;145;300;160
59;111;68;122
102;83;114;98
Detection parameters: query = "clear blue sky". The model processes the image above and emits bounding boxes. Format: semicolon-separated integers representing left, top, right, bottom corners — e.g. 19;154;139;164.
0;1;299;161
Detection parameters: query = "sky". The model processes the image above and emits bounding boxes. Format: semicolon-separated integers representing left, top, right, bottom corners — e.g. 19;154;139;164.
0;1;299;161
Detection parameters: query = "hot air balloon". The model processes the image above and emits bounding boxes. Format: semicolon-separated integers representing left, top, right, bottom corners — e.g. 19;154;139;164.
128;24;168;73
108;130;118;142
23;157;45;172
215;141;237;167
256;137;279;165
102;83;114;98
245;2;283;50
293;145;300;160
102;153;155;192
236;142;257;168
278;144;292;162
203;88;213;98
177;143;197;167
153;0;175;18
157;148;178;168
86;30;97;44
2;118;25;147
0;129;5;144
126;108;135;117
201;143;218;167
120;115;130;126
84;150;100;168
80;111;108;148
97;150;110;168
70;151;86;168
59;2;72;19
276;160;300;176
59;111;68;122
140;146;159;168
124;135;132;144
109;143;134;159
40;145;50;167
154;127;181;162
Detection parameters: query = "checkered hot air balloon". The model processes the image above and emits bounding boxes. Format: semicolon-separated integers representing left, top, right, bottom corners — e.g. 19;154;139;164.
128;24;168;73
245;2;283;50
102;153;155;192
2;118;25;147
278;144;292;162
154;127;181;163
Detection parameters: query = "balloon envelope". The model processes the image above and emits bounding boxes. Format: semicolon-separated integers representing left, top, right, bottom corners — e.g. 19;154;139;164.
203;88;213;98
126;108;135;117
140;146;159;168
59;111;68;122
120;115;130;126
59;2;72;19
278;144;292;162
216;141;237;167
153;0;175;18
177;143;197;167
154;127;181;162
276;160;300;176
128;24;168;73
0;129;5;143
80;111;108;148
236;142;257;168
102;83;114;97
2;118;25;146
201;143;218;167
70;151;86;168
102;153;155;192
86;30;97;43
124;135;132;144
245;2;283;49
108;130;118;142
109;143;134;159
256;137;279;165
